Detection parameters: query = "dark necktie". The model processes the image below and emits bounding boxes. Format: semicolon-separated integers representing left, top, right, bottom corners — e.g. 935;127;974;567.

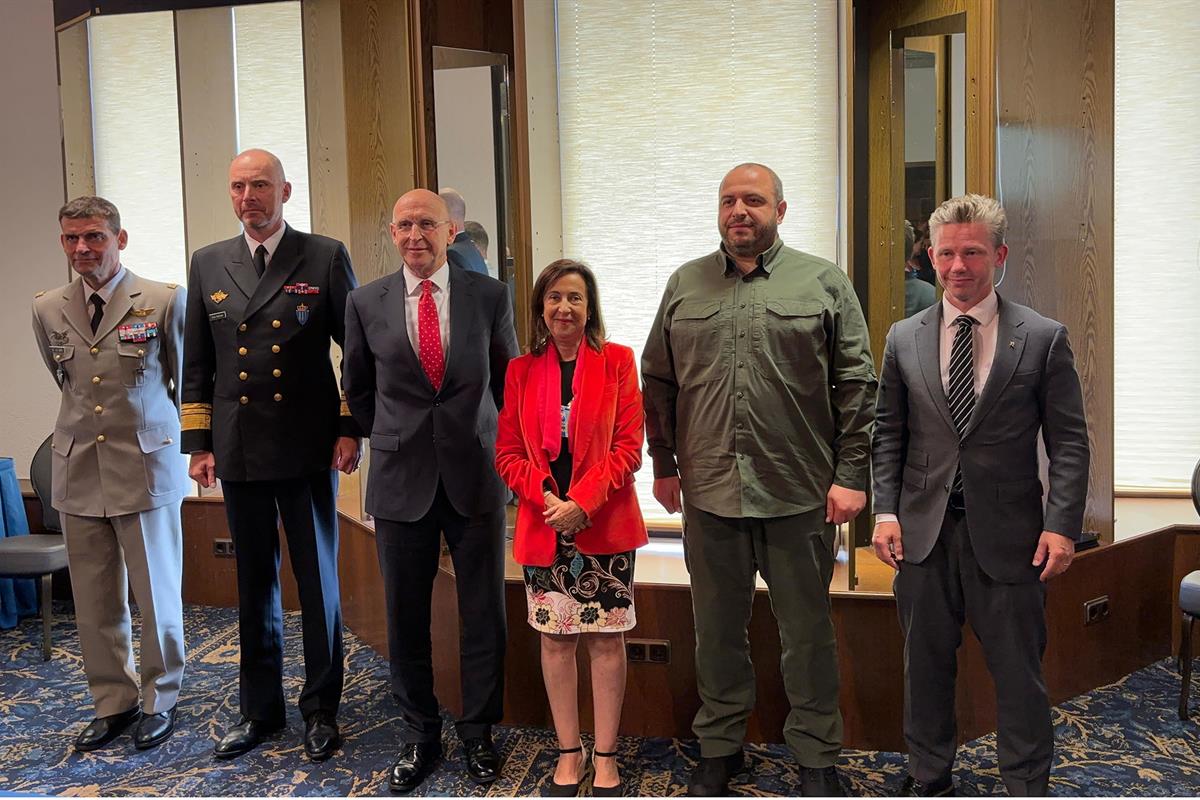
947;314;978;493
253;245;268;279
89;293;105;334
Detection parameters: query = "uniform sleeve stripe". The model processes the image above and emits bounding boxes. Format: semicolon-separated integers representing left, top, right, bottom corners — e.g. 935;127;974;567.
181;402;212;431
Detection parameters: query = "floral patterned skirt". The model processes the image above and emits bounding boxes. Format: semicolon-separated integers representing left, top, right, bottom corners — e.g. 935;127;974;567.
523;532;636;634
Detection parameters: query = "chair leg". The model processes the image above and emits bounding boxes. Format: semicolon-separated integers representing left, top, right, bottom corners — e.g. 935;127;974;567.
1181;611;1195;721
40;573;53;662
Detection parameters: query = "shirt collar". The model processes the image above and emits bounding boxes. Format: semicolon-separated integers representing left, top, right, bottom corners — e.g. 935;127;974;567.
244;222;288;264
88;264;127;304
941;287;998;328
403;260;451;296
720;237;785;276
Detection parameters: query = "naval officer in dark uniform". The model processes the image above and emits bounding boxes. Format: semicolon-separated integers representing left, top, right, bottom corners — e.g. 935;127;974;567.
181;149;361;762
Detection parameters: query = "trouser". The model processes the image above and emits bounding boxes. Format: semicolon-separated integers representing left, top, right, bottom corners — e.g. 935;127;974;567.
895;506;1052;796
62;503;185;717
222;470;344;724
374;481;507;743
682;502;842;767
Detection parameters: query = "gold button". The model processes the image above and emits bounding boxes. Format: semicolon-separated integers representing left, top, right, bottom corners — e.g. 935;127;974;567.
239;396;249;405
94;405;103;413
53;354;61;361
90;347;99;355
273;393;282;402
137;349;145;357
271;345;280;353
271;320;281;329
239;372;248;381
91;376;101;384
96;434;106;443
238;347;248;356
272;369;282;378
163;437;173;445
238;323;247;332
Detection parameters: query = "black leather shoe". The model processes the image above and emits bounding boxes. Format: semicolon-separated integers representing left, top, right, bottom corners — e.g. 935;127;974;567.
687;750;746;796
75;706;141;752
134;706;177;750
213;717;285;759
389;741;442;793
304;712;342;762
462;736;501;784
800;765;845;797
900;775;955;796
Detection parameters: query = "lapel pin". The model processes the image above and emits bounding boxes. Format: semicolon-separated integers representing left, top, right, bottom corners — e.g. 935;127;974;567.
130;307;155;317
1009;340;1015;348
211;290;229;304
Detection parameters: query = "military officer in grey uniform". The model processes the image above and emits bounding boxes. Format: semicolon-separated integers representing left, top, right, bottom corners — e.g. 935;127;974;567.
32;196;188;752
181;149;361;762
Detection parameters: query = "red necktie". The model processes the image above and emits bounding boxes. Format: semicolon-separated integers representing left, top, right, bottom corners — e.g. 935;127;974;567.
418;279;445;390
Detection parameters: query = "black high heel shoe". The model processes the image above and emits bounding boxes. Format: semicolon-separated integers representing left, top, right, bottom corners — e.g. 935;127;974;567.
591;749;624;797
544;744;588;797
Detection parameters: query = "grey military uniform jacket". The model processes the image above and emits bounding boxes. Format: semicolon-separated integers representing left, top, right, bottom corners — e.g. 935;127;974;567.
32;270;188;517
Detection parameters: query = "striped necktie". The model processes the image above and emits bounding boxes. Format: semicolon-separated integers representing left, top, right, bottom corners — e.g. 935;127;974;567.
947;314;978;493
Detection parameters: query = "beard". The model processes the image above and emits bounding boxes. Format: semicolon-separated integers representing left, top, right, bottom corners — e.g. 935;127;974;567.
722;219;778;258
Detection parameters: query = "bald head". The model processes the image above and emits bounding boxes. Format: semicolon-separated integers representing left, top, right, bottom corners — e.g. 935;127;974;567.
229;148;291;239
390;189;456;277
439;188;467;226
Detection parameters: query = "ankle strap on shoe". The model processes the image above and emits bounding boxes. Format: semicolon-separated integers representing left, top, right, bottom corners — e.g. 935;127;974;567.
593;750;618;758
557;745;583;754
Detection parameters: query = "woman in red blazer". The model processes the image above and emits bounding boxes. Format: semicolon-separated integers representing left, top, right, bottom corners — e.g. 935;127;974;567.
496;259;648;796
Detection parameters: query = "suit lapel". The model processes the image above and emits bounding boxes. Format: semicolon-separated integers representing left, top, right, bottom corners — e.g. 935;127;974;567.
963;295;1027;438
223;237;259;302
60;279;93;343
92;270;138;342
444;265;474;387
570;344;602;466
244;226;303;321
915;304;957;433
383;271;431;392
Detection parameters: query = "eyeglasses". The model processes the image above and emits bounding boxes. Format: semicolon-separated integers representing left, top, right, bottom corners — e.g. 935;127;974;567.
391;219;449;234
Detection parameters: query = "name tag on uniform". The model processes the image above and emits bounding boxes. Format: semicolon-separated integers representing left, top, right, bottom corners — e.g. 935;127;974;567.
208;310;228;321
560;403;571;437
118;322;158;342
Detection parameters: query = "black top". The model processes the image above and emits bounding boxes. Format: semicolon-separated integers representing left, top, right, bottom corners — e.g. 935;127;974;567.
549;358;576;494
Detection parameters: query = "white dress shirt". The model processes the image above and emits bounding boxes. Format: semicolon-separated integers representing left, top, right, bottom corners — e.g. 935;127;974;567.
243;222;287;269
402;260;451;356
84;264;127;317
876;288;1000;525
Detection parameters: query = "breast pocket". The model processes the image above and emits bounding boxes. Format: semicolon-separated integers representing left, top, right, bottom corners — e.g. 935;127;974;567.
758;300;826;365
670;300;728;386
117;341;149;386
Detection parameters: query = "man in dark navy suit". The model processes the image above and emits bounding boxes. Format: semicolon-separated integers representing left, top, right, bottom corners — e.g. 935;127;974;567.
440;188;490;275
181;149;362;762
343;188;518;792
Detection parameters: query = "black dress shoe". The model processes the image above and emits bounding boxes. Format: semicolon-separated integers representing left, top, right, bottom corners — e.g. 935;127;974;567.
75;706;141;752
134;706;177;750
304;711;342;762
900;775;955;797
389;741;442;793
687;750;746;796
213;717;285;759
800;765;845;797
462;736;501;784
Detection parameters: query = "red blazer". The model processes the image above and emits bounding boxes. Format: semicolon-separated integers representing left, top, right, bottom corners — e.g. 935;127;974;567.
496;341;649;567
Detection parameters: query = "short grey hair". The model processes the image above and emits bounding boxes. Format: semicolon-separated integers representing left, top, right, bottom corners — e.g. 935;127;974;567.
439;188;467;224
464;220;488;250
727;162;785;204
59;196;122;234
928;194;1008;249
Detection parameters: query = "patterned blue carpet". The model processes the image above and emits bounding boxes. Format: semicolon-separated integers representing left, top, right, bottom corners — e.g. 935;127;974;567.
0;604;1197;796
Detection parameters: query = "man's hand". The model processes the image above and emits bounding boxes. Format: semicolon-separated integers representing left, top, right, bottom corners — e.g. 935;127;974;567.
189;451;216;489
544;499;588;534
1033;531;1075;582
826;484;866;525
871;520;904;569
331;436;362;474
653;476;682;514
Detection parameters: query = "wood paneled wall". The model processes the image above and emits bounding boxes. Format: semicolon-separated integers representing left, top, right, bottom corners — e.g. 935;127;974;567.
993;0;1115;543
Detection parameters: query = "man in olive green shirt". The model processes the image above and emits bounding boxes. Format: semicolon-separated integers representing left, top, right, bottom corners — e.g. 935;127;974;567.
642;163;876;797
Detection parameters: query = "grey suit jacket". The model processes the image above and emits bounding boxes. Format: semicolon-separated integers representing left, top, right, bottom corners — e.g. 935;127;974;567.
342;263;518;522
871;294;1089;583
33;270;188;516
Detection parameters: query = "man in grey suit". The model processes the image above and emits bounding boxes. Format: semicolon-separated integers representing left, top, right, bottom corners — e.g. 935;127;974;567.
440;188;490;275
32;196;187;752
871;194;1090;797
342;188;518;792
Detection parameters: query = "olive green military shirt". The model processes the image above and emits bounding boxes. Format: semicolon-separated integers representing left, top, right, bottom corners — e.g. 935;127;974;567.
642;239;877;519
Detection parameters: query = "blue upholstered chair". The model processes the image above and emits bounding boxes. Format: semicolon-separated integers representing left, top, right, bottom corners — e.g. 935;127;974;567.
1180;459;1200;720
